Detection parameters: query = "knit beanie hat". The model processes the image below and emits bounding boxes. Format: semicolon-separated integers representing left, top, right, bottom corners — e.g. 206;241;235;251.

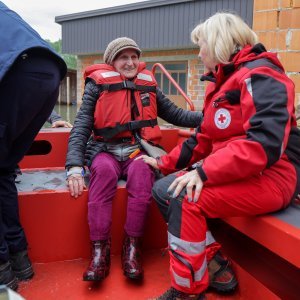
103;37;141;65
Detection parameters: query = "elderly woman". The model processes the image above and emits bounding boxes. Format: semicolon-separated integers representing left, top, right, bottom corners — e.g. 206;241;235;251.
65;37;205;283
140;12;300;299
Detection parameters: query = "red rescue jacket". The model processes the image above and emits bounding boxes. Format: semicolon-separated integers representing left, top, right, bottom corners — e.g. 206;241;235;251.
158;44;299;198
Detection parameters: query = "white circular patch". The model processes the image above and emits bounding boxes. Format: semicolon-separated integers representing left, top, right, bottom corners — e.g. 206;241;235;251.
214;108;231;129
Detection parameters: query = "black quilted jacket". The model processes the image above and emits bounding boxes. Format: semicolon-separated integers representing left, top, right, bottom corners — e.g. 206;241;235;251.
65;80;202;169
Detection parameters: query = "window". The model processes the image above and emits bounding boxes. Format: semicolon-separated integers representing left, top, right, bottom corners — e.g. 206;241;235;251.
148;62;187;95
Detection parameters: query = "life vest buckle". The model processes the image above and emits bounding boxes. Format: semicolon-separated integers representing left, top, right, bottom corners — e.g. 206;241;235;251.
123;80;136;90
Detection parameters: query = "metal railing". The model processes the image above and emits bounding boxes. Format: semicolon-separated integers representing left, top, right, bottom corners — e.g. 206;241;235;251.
151;63;195;111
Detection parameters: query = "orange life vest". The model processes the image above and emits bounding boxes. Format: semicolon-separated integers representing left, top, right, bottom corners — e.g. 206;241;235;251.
84;62;162;143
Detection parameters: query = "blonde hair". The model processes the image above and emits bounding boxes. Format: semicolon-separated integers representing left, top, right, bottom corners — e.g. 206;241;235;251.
191;12;258;64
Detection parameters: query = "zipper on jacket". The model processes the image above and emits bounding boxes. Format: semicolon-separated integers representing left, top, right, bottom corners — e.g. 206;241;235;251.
212;97;225;107
213;90;241;107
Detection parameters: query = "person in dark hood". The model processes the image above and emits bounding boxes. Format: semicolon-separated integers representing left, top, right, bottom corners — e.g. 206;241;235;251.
0;1;67;290
47;110;73;128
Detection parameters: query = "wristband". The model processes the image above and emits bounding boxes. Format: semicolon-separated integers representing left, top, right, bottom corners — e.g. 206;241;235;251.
66;167;85;178
196;165;207;182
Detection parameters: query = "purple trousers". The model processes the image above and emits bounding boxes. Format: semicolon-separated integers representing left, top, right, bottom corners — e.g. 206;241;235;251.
88;152;155;241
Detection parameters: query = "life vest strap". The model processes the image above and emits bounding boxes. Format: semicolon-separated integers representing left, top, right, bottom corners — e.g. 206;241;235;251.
93;119;158;140
101;81;156;93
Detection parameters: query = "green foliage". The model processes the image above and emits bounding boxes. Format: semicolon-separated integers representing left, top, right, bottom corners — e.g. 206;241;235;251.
45;39;77;70
62;54;77;70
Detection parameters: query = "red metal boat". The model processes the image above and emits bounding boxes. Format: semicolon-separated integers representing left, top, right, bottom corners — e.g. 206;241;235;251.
13;65;300;300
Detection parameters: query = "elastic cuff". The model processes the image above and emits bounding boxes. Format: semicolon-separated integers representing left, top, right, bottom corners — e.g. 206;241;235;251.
66;167;85;177
196;165;207;182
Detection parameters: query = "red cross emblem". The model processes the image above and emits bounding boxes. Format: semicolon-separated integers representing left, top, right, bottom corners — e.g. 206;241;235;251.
214;108;231;129
218;114;226;123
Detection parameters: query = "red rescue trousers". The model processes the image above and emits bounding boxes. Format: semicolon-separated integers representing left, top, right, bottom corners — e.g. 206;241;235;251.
152;158;296;294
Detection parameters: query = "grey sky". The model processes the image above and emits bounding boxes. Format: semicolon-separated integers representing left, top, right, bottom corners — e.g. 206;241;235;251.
4;0;149;41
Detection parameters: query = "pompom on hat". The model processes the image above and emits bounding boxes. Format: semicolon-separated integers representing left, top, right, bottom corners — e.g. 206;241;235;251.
103;37;141;65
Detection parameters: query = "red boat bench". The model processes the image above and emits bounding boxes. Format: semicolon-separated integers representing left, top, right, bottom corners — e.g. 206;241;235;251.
17;128;183;262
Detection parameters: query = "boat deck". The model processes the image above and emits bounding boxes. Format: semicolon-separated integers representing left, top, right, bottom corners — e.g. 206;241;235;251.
17;253;251;300
18;252;170;300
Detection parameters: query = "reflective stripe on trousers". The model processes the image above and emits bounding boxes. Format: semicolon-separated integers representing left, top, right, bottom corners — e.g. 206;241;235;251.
168;231;208;294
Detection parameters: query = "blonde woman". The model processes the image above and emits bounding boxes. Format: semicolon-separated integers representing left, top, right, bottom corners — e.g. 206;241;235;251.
140;12;300;299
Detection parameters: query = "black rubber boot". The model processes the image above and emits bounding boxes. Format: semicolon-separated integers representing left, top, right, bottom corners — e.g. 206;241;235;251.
10;250;34;280
83;239;111;281
121;235;143;280
0;261;18;291
208;251;238;293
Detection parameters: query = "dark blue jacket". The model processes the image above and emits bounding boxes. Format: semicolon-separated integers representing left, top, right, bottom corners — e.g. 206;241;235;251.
0;1;66;81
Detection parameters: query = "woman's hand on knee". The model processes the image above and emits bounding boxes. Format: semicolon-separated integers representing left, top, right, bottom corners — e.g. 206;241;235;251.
168;170;203;202
135;155;159;169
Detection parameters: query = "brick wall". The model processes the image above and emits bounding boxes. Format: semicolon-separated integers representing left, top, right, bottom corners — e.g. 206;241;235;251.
253;0;300;106
188;59;205;111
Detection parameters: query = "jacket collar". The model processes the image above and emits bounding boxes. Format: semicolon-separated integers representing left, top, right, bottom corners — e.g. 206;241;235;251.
200;43;283;85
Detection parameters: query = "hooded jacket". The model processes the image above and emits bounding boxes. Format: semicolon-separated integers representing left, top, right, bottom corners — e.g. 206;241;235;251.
158;44;300;196
0;1;66;81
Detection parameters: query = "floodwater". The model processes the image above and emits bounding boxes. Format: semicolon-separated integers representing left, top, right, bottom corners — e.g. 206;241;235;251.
43;104;80;128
